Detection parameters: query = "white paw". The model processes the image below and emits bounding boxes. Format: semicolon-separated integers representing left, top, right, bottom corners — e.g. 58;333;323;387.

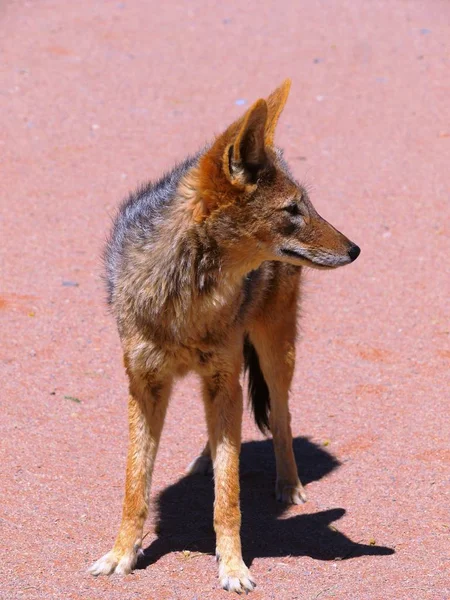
219;561;256;594
276;479;307;504
88;547;142;576
187;453;213;475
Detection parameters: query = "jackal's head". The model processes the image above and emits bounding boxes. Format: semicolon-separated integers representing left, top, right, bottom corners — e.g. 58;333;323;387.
193;79;360;270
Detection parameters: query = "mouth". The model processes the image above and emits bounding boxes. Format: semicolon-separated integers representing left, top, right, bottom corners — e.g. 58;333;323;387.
280;248;340;270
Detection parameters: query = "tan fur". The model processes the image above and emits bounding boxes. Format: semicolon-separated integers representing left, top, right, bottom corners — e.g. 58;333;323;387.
89;80;360;593
247;269;306;503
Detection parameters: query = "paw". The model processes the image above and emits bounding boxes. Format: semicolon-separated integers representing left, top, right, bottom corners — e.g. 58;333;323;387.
276;479;307;504
88;547;143;576
218;560;256;594
187;453;213;476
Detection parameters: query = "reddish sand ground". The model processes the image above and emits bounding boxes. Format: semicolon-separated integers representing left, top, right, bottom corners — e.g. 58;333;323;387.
1;1;449;599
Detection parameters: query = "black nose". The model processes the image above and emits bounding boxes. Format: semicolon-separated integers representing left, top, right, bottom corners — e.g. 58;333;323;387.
348;243;361;262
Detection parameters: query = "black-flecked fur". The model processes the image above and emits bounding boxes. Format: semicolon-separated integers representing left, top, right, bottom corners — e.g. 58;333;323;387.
104;152;202;305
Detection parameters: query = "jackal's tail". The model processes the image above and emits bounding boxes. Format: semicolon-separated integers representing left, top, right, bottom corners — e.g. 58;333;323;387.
243;336;271;433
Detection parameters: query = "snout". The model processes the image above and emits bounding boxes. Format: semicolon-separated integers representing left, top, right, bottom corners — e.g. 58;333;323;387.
348;243;361;262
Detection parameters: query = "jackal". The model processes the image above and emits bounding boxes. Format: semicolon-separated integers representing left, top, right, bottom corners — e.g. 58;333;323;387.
89;80;360;593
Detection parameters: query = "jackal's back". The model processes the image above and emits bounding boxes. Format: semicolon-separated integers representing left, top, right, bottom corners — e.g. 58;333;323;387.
104;153;200;307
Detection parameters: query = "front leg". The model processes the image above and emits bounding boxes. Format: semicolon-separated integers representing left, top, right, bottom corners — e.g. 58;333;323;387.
202;369;255;593
89;369;171;576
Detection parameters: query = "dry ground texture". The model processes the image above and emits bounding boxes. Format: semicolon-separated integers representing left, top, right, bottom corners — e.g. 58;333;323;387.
1;1;449;599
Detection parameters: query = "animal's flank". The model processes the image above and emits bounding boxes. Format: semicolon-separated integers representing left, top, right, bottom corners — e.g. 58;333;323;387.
244;335;271;433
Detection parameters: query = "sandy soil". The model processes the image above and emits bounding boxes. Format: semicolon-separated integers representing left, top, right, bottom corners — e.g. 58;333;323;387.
1;1;449;598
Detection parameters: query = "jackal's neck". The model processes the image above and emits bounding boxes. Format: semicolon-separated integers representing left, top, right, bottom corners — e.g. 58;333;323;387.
177;164;265;279
132;166;263;330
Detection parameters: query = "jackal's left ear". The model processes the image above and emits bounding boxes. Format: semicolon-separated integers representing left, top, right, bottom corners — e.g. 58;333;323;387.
223;99;268;186
265;78;291;146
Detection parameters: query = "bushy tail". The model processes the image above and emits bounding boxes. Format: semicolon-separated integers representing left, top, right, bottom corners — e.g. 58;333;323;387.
243;336;271;433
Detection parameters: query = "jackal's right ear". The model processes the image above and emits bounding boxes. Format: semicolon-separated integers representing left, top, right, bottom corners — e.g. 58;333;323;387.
222;99;268;187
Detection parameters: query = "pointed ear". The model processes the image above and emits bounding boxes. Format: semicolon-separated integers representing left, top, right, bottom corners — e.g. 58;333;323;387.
223;99;268;186
265;78;291;146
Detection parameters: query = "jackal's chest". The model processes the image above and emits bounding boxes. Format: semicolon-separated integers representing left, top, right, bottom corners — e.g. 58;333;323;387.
126;327;244;380
125;283;248;377
151;277;246;339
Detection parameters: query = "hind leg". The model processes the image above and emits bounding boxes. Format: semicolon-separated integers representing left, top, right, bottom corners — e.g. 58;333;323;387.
187;441;213;475
249;291;306;504
89;364;172;576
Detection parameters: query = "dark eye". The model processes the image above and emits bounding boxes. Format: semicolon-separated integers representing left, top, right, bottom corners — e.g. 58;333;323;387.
284;202;300;216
